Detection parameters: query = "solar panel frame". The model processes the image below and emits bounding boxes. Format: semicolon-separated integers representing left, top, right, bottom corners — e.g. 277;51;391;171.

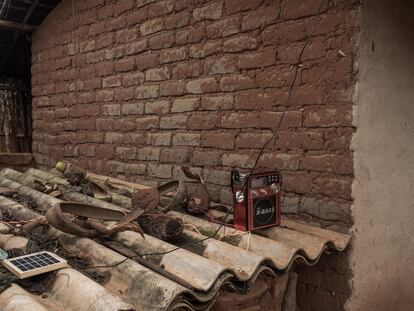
2;251;68;279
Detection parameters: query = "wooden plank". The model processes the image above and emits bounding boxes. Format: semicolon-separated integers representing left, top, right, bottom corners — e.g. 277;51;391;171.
0;19;37;32
0;0;11;19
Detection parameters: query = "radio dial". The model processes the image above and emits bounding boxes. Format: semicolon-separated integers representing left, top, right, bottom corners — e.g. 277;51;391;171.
271;183;280;193
235;190;245;203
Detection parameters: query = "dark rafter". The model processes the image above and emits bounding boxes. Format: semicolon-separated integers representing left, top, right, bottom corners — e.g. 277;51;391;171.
0;0;11;18
0;0;40;75
0;19;37;32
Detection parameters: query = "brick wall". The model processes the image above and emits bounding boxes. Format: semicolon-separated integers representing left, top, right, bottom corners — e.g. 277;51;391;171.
31;0;359;309
0;153;33;172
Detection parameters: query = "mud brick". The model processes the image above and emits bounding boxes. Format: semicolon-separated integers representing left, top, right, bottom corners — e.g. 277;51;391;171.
115;58;135;72
200;132;235;150
115;0;134;15
123;132;146;145
126;7;148;25
145;100;170;114
242;5;280;31
220;74;255;92
203;169;230;186
102;75;122;88
304;105;352;127
165;11;191;29
223;35;258;52
109;15;127;31
315;176;352;200
104;132;124;144
258;153;301;171
224;0;262;14
122;72;145;86
187;113;219;130
221;112;259;128
160;115;187;129
136;116;159;129
222;153;254;168
149;32;175;50
96;118;114;131
125;40;148;56
237;48;276;69
148;133;172;146
301;153;353;175
160;47;187;63
172;133;201;146
122;102;145;115
172;97;199;112
159;80;186;96
281;171;314;194
191;150;221;166
96;90;114;102
115;147;136;160
189;41;222;59
201;95;234;110
204;55;237;75
95;62;115;77
135;52;159;70
136;85;159;99
116;86;136;101
206;16;240;39
160;147;191;163
96;33;114;50
145;67;171;81
283;0;328;20
299;197;351;222
147;0;174;18
259;111;302;129
95;145;115;158
78;144;95;157
193;2;222;21
147;163;173;178
236;132;273;149
124;163;147;175
187;77;218;94
137;147;161;161
84;78;102;90
140;18;164;36
276;130;324;150
173;64;200;81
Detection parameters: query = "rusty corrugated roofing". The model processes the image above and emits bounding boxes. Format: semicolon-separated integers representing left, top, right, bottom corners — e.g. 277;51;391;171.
0;167;350;310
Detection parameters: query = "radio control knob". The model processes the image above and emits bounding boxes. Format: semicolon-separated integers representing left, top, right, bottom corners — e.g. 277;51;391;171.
271;183;280;193
235;190;245;203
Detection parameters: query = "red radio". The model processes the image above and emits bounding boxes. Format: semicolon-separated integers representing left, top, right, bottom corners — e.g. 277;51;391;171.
231;170;282;231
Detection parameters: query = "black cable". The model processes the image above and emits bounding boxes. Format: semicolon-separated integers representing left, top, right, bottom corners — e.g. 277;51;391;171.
87;0;326;269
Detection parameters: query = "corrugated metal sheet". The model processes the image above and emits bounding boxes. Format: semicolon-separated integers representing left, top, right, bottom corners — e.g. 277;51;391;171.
0;167;350;310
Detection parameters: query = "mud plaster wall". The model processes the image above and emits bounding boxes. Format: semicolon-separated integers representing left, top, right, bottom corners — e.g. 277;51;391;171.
30;0;359;309
349;1;414;310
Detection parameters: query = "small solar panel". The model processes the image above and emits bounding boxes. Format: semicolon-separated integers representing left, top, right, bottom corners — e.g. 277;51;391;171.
2;251;68;279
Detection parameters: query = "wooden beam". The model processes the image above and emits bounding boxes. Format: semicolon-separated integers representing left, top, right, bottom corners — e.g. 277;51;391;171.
0;0;11;19
0;0;40;75
0;19;37;32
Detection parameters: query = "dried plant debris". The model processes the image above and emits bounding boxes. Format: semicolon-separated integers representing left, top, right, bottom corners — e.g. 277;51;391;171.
56;162;87;186
181;167;210;215
131;188;159;212
33;179;59;195
1;192;36;210
138;209;184;243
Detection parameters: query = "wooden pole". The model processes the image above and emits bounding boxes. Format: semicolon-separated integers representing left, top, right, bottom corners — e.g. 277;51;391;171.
0;19;37;32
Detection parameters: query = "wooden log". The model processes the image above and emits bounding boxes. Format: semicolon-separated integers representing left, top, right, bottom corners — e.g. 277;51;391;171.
26;168;133;209
0;19;37;32
0;168;127;212
0;170;183;241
